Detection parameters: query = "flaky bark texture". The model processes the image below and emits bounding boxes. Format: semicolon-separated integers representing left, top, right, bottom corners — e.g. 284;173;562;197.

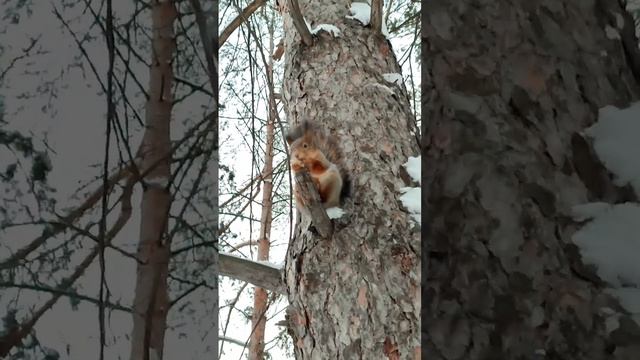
424;1;640;359
129;1;176;359
281;1;421;359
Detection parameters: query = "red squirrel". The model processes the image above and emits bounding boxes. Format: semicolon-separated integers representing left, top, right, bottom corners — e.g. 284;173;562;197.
285;120;350;211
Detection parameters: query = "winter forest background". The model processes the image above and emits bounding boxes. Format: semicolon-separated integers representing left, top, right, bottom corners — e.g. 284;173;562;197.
0;0;419;359
2;0;640;359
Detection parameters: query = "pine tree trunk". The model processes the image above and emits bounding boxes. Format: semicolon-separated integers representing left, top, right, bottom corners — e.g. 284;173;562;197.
424;1;640;359
129;1;176;359
281;1;421;358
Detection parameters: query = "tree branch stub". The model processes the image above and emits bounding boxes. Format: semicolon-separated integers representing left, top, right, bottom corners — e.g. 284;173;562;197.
287;0;313;46
219;253;284;294
294;170;333;238
370;0;383;34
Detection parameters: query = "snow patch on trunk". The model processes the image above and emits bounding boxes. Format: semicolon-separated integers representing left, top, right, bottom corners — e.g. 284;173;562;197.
574;101;640;325
572;203;640;287
572;202;640;325
585;102;640;194
398;155;421;224
570;202;612;221
382;73;403;86
144;175;169;188
403;155;421;184
312;24;342;37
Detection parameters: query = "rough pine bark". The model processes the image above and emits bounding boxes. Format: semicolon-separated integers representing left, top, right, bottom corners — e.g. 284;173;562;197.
424;1;640;359
129;1;176;359
281;1;421;359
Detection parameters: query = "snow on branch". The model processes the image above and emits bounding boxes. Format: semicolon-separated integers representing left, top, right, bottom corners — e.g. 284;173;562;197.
346;2;389;37
219;252;284;294
304;18;342;38
287;0;313;45
311;23;342;37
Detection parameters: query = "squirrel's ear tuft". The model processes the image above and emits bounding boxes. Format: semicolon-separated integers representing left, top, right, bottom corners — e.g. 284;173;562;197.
285;132;294;145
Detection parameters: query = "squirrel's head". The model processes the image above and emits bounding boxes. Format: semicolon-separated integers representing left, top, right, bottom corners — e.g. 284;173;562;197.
286;131;318;162
285;121;321;162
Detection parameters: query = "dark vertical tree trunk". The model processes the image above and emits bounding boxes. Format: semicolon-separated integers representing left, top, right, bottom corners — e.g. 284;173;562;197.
129;1;176;359
424;1;640;359
282;1;421;358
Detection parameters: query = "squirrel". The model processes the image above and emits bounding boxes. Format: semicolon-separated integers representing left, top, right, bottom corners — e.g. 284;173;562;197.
285;120;350;211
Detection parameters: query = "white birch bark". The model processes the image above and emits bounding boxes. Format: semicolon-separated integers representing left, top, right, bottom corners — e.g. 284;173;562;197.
129;1;177;358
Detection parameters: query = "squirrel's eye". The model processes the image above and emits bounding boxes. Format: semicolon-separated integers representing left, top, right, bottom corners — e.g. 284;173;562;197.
303;143;308;148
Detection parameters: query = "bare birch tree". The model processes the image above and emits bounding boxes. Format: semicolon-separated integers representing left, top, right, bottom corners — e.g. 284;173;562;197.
128;0;176;358
0;0;218;358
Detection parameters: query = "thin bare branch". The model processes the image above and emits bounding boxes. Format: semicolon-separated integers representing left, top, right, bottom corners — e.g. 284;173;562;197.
0;112;213;271
0;37;40;83
228;240;258;252
98;0;117;355
0;162;135;270
0;240;108;356
219;0;267;47
0;171;135;358
219;282;248;358
0;282;131;313
219;336;248;347
189;0;218;95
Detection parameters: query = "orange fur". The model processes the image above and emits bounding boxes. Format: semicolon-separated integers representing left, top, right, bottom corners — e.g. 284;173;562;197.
309;159;328;175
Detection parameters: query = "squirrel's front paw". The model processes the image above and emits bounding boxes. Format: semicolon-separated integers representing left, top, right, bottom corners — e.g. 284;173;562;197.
291;159;304;172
